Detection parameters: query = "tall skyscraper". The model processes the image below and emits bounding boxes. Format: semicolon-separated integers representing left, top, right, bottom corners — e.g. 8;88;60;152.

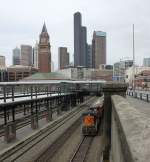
92;31;106;69
38;23;51;73
81;26;87;67
58;47;69;69
74;12;87;67
33;41;38;69
87;44;92;68
21;45;32;66
13;47;20;65
51;61;54;72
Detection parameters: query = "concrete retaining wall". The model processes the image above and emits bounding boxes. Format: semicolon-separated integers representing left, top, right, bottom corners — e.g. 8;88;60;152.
111;95;150;162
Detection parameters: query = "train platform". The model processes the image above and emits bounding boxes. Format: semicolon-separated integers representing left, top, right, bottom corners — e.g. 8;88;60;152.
0;93;67;104
0;97;97;162
0;111;63;152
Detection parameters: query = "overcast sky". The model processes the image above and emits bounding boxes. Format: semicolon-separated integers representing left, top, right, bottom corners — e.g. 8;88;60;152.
0;0;150;69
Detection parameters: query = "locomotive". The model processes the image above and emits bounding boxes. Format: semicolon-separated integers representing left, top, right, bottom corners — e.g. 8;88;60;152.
81;98;104;135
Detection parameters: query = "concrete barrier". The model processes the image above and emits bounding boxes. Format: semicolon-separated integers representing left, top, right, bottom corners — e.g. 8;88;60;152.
111;95;150;162
102;82;127;160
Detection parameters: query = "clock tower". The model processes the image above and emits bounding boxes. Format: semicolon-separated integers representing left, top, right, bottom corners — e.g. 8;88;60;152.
38;23;51;72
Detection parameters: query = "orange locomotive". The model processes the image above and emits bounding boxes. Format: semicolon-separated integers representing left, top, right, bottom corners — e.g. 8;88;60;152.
82;98;104;135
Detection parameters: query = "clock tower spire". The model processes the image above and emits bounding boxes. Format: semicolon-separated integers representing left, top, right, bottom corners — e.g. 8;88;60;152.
38;23;51;72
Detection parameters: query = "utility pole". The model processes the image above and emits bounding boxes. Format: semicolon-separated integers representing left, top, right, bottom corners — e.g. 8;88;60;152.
132;24;135;92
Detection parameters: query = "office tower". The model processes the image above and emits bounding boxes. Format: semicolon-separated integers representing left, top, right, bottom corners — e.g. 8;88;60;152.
74;12;87;67
12;47;20;65
92;31;106;69
58;47;69;69
51;61;54;72
0;55;6;67
143;58;150;67
113;60;133;82
38;23;51;72
33;42;38;69
87;44;92;68
81;26;87;67
21;45;32;66
74;12;81;67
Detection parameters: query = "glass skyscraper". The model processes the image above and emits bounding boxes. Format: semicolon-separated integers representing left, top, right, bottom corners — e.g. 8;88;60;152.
74;12;87;67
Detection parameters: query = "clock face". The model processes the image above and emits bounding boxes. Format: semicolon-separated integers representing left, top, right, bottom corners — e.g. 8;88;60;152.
41;38;46;43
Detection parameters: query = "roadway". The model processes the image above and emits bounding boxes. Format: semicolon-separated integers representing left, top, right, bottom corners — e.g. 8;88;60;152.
127;96;150;118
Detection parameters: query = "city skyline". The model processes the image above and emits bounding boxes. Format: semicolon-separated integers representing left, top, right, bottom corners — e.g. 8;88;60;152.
0;0;150;69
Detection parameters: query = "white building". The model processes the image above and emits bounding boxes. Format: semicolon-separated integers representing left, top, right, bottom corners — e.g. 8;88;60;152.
143;58;150;67
57;67;93;80
113;60;133;82
125;66;150;86
0;55;6;68
33;42;38;69
51;61;54;72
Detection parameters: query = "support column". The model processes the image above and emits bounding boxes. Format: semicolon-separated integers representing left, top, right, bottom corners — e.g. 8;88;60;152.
147;94;149;102
30;101;38;130
4;122;16;143
80;92;84;103
57;97;61;115
31;114;38;129
102;82;127;161
46;100;52;122
62;96;66;111
71;94;76;107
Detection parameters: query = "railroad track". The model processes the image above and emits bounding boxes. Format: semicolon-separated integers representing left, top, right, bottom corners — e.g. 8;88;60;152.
0;111;46;137
69;137;93;162
0;105;58;137
0;97;97;162
35;118;81;162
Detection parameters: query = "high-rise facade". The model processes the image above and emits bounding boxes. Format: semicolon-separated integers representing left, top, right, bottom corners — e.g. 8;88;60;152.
21;45;32;66
38;23;51;73
0;55;6;68
58;47;69;69
92;31;106;69
87;44;92;68
33;42;38;69
143;58;150;67
113;60;133;81
81;26;87;67
13;47;20;65
74;12;87;67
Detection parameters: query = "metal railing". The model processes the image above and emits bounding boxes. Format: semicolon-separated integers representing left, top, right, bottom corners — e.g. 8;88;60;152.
127;90;150;102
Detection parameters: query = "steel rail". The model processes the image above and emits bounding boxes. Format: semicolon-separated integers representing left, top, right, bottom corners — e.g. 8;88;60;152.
0;97;96;162
70;137;93;162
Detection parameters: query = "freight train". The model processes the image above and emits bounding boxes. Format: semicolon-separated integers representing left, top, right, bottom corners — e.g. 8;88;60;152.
81;98;104;135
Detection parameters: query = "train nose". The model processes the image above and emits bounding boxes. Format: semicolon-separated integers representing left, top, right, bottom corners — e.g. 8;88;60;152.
83;116;95;126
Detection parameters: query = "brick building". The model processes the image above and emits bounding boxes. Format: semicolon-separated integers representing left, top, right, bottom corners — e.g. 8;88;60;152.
7;65;38;81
